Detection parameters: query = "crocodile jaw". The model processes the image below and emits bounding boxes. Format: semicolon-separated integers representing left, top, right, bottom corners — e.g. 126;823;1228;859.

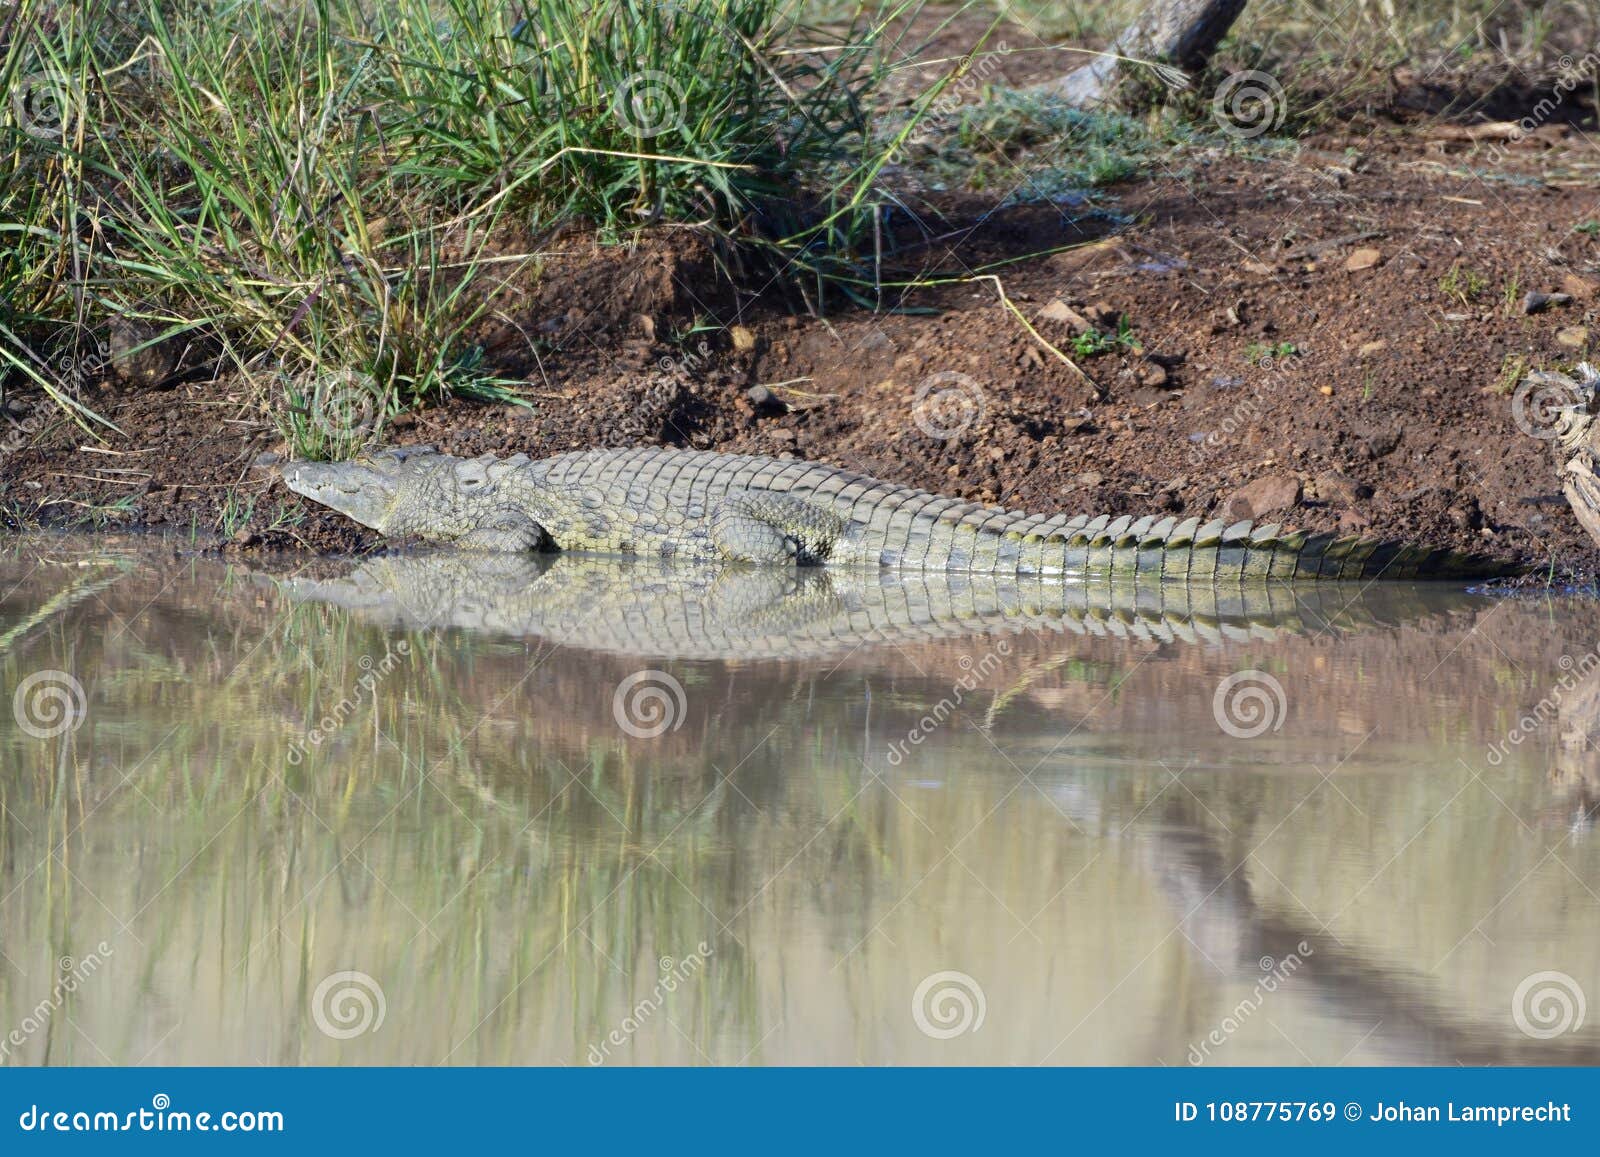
281;460;397;532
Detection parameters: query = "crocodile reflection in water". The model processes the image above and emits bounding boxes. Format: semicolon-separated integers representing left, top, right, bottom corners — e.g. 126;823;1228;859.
266;552;1489;660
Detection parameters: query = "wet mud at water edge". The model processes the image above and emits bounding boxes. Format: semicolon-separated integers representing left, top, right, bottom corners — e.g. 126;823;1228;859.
1;537;1599;1065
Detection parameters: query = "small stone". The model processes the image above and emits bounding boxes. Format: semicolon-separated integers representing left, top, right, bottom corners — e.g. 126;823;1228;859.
1561;272;1597;300
1137;360;1169;388
1087;302;1120;327
1337;509;1372;533
1314;470;1372;506
390;412;417;430
729;325;757;352
1358;340;1388;357
744;384;776;409
1345;247;1383;272
637;314;656;340
107;319;177;388
1039;300;1093;333
1242;259;1274;276
1557;326;1590;349
768;428;796;444
1520;291;1572;315
1222;473;1302;521
1076;471;1104;487
1210;375;1244;390
1319;385;1335;396
1363;430;1399;460
251;450;283;470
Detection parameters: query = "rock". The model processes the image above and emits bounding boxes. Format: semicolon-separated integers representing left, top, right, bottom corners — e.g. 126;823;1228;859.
390;412;417;430
1076;471;1104;488
729;325;757;352
1561;272;1597;300
1337;509;1372;533
744;384;779;410
1039;300;1093;333
1358;340;1389;357
1242;259;1275;276
1313;470;1372;506
107;319;177;388
636;314;656;340
1520;291;1572;315
1557;326;1590;349
250;450;282;470
1362;429;1400;459
1345;247;1383;272
1210;375;1245;390
1136;360;1169;388
1318;385;1334;396
1222;474;1302;521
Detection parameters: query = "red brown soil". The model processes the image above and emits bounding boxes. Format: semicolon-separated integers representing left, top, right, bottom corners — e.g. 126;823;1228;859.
5;20;1600;574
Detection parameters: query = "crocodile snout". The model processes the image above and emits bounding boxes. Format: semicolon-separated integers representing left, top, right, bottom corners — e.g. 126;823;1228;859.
281;460;397;530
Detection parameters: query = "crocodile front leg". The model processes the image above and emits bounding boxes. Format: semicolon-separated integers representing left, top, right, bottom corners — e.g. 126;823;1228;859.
709;493;851;565
454;508;550;552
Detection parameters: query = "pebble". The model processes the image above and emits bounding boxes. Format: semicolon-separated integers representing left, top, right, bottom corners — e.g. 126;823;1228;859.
1222;473;1302;521
1137;360;1169;388
1345;247;1383;272
1314;470;1372;506
1562;272;1598;299
1363;428;1401;457
1557;326;1590;349
1039;300;1092;333
1520;291;1572;315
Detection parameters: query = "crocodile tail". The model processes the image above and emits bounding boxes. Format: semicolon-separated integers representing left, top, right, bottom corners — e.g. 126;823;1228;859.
1021;515;1520;580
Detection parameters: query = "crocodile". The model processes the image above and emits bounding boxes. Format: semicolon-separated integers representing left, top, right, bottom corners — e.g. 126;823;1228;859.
282;446;1514;579
267;553;1483;661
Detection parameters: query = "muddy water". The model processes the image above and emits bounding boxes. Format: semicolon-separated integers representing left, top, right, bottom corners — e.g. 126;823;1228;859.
1;538;1598;1066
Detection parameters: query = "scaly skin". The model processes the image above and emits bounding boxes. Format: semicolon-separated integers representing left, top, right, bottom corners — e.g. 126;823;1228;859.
269;554;1481;661
282;446;1515;580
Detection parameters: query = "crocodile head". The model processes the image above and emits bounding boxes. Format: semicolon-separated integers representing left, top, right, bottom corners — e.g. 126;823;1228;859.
282;447;547;550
